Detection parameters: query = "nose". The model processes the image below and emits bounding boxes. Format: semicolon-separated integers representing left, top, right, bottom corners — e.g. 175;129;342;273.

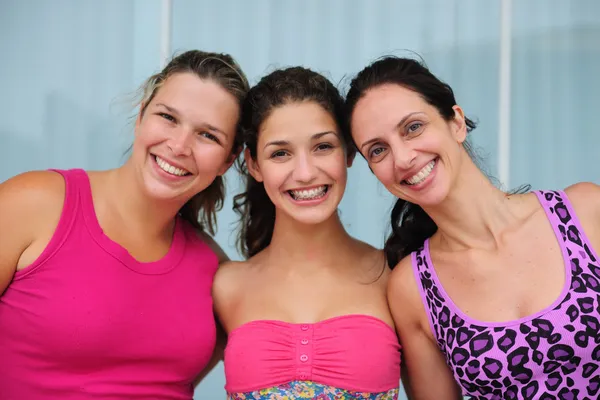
167;128;193;157
389;138;417;170
392;141;416;171
292;153;318;183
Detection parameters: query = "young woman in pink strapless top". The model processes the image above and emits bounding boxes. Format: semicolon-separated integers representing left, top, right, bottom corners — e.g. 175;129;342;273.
212;67;402;399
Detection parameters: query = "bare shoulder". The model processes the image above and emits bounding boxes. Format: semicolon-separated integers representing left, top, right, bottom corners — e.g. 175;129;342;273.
212;260;250;303
387;255;427;327
349;238;390;282
212;259;252;328
195;231;229;264
214;260;248;283
565;182;600;248
0;171;66;287
0;170;65;205
565;182;600;216
0;170;66;233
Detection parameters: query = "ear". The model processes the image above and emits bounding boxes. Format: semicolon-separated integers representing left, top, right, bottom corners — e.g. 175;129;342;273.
217;145;242;176
244;147;263;182
346;147;357;168
450;105;467;143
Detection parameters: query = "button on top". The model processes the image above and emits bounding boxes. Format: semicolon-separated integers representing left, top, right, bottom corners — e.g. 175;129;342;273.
300;324;309;331
300;338;309;345
300;354;308;362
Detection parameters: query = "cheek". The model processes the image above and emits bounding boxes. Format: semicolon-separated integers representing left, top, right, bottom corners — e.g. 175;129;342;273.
332;162;348;186
322;152;347;179
370;161;395;186
134;119;164;148
261;167;288;193
192;144;229;172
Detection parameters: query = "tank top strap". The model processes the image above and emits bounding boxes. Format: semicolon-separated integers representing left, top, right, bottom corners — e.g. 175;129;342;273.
48;168;85;213
46;168;87;238
535;189;599;265
533;190;571;236
14;169;83;279
410;240;447;340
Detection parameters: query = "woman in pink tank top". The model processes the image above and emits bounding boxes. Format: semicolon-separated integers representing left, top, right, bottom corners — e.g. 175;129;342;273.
212;67;401;399
347;56;600;399
0;50;249;399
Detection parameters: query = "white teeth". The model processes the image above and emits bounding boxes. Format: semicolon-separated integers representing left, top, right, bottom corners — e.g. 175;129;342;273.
290;185;328;200
155;156;189;176
406;160;435;185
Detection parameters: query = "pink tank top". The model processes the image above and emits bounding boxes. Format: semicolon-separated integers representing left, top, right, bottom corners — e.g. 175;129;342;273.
0;169;219;400
224;314;401;399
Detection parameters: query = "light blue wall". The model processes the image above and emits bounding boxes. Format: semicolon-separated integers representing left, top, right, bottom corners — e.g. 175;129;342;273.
1;1;599;399
0;0;163;176
510;0;600;190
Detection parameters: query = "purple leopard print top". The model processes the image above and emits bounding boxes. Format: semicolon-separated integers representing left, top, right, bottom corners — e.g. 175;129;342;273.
411;190;600;400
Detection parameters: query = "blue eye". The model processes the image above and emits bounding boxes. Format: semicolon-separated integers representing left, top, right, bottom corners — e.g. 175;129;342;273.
369;146;386;159
407;122;423;134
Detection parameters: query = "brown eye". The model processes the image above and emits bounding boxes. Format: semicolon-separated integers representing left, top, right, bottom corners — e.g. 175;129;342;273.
316;143;333;151
198;131;220;144
271;150;288;158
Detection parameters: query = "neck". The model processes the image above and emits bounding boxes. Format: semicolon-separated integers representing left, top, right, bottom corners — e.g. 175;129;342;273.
101;162;185;239
266;209;354;268
425;157;521;251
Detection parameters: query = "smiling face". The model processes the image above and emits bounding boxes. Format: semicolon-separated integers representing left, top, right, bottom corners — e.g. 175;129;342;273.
351;84;468;207
247;101;350;225
131;72;240;204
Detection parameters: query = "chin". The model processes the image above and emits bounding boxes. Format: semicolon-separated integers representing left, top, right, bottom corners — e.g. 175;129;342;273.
142;184;180;202
391;186;449;208
281;205;337;226
293;214;334;226
141;177;196;203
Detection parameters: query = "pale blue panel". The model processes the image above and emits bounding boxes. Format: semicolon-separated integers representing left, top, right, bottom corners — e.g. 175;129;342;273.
510;0;600;189
0;0;162;181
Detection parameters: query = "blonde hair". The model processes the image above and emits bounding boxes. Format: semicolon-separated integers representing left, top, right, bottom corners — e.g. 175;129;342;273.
137;50;249;235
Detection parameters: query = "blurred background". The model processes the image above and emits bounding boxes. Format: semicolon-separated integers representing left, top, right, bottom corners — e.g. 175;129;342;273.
1;0;599;398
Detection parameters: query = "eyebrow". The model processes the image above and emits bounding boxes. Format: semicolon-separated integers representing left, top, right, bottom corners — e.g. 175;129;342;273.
155;103;227;136
263;131;338;150
359;112;425;151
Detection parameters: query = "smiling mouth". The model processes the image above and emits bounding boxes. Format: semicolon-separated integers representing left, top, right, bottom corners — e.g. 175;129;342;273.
402;158;436;185
153;155;191;177
288;185;329;200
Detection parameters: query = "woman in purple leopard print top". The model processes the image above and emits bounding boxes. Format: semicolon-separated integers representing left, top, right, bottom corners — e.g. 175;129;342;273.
346;56;600;400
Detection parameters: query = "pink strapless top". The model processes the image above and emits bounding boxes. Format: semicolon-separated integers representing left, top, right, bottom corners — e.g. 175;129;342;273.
224;314;401;396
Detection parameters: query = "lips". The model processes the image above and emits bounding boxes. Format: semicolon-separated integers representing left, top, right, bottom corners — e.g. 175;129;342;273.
153;155;191;177
402;159;436;185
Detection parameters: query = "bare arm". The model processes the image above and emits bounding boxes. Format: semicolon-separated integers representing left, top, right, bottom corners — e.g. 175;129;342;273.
0;171;64;295
0;177;22;294
194;260;243;387
193;320;227;386
388;258;462;400
192;234;233;386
